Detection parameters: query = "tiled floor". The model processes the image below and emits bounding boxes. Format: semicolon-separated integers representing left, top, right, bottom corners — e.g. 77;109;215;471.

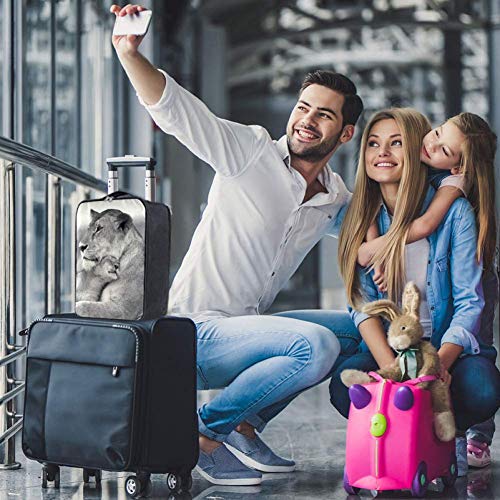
1;381;498;499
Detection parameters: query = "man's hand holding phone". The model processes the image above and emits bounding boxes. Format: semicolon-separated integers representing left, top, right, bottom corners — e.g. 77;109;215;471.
110;4;165;106
110;4;151;57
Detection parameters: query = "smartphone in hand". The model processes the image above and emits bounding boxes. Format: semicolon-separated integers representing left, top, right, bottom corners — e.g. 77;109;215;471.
113;10;152;36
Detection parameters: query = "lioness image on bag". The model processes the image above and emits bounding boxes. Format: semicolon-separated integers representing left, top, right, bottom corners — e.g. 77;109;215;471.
76;202;146;320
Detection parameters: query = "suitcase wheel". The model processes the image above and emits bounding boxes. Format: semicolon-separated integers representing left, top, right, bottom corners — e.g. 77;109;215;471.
42;464;60;489
166;472;192;493
125;473;152;498
83;468;102;485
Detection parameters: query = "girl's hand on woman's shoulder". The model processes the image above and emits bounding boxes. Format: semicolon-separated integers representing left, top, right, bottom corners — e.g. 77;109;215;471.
373;267;387;293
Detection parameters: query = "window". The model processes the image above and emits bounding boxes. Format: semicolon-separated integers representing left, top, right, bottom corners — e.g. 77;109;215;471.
24;0;51;154
0;0;3;134
56;0;78;165
81;2;116;177
4;0;125;321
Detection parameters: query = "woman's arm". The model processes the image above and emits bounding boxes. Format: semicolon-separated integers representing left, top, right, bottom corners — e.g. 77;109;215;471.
437;343;464;386
349;262;395;368
407;186;462;243
438;343;464;371
441;200;483;354
358;317;395;368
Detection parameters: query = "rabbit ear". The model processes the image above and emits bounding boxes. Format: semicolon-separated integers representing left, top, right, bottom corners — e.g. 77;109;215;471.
361;300;402;322
402;281;420;319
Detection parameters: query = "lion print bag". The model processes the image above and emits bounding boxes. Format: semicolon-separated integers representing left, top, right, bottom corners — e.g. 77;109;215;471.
75;192;171;320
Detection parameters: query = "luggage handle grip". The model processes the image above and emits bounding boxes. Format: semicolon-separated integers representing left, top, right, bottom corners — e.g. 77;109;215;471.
105;191;132;200
106;155;157;201
106;155;156;171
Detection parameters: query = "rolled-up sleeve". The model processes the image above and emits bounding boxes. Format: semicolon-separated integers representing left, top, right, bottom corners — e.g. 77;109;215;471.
138;69;265;177
349;265;381;328
441;326;480;355
442;201;483;355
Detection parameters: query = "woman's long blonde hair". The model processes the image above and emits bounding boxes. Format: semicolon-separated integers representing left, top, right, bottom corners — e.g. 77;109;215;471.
449;113;497;270
339;108;431;308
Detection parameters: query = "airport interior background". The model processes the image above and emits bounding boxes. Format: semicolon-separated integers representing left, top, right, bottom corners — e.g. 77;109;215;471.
0;0;499;498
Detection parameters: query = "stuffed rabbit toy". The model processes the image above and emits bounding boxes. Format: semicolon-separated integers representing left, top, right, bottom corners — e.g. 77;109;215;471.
341;281;455;442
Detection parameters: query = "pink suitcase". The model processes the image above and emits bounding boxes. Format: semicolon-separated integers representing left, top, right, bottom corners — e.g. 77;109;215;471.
343;372;457;497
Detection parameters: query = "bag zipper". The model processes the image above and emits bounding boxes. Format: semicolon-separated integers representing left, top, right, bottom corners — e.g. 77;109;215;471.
27;317;141;363
114;321;150;465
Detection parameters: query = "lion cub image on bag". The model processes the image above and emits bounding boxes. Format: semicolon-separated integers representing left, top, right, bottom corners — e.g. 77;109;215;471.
76;255;120;302
76;208;145;320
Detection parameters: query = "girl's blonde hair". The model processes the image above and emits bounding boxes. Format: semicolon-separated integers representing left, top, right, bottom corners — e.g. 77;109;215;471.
449;112;497;270
338;108;430;308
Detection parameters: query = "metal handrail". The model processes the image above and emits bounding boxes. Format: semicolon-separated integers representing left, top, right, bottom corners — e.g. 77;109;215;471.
0;347;26;368
0;136;107;192
0;136;107;469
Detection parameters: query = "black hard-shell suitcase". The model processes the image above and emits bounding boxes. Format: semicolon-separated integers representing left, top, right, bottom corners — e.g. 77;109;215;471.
75;156;171;321
21;314;198;496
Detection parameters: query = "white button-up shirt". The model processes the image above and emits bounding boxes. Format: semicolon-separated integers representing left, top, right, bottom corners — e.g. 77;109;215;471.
140;70;352;323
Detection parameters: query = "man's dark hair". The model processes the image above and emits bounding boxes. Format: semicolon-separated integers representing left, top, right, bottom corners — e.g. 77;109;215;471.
300;70;364;127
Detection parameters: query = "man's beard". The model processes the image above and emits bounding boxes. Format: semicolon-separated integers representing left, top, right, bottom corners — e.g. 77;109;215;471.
287;130;342;161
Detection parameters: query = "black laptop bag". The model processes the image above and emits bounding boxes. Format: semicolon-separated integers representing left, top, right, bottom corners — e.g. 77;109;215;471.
22;314;198;496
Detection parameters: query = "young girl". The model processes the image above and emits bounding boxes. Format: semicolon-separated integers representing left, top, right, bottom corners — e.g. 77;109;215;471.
357;111;498;475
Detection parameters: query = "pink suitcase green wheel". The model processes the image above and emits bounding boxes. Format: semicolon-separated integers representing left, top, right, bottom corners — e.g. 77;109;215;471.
411;462;428;497
442;452;458;488
343;468;360;495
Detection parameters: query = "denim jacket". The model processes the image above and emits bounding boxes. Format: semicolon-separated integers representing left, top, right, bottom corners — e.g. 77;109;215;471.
350;186;484;356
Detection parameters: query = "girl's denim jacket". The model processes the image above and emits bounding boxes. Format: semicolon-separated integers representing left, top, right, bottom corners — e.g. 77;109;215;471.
350;186;486;357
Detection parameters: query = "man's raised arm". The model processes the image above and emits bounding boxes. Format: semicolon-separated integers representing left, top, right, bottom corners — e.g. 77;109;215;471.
109;4;264;177
110;4;165;106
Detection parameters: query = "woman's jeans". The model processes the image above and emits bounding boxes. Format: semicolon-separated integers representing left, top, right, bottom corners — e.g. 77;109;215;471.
195;314;341;441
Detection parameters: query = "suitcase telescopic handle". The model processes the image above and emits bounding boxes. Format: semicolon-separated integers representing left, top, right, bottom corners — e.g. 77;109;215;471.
106;155;157;202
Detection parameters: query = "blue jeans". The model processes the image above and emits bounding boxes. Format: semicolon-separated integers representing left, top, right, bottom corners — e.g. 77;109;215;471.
274;310;379;419
274;310;362;357
195;314;340;441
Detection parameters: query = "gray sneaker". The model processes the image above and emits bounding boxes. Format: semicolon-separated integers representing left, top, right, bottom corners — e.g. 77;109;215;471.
196;445;262;486
224;431;296;473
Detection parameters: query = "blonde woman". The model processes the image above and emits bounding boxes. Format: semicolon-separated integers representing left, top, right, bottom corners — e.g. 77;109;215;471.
328;108;500;476
356;111;499;471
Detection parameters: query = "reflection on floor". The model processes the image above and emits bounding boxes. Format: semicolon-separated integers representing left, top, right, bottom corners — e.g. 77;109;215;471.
2;382;499;499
